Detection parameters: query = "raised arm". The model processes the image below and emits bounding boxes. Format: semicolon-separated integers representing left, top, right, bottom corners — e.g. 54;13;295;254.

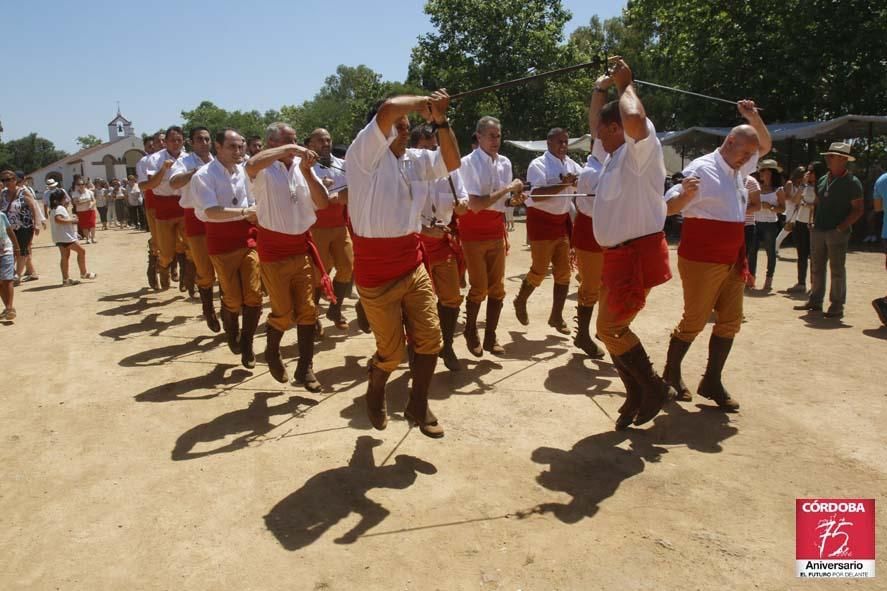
429;90;461;173
737;100;771;156
246;144;306;179
298;151;330;210
588;74;612;139
609;56;647;142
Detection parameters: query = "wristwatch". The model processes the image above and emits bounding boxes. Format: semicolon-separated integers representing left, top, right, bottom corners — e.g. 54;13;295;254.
430;119;450;133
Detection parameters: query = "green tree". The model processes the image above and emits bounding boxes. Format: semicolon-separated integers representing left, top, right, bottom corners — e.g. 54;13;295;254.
281;65;422;144
180;101;281;142
76;134;103;150
623;0;887;128
0;133;68;173
408;0;590;158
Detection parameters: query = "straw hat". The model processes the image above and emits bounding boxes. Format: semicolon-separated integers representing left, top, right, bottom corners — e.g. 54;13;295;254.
820;142;855;162
757;159;783;173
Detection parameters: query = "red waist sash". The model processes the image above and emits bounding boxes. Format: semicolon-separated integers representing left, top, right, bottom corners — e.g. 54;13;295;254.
457;209;505;242
678;217;750;278
352;233;424;288
312;202;346;229
152;193;185;221
205;219;254;255
257;225;335;301
602;232;671;320
526;207;569;241
144;189;156;210
572;211;602;252
183;208;205;237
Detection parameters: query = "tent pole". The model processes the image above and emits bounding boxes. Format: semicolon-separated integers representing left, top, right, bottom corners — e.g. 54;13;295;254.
681;145;685;168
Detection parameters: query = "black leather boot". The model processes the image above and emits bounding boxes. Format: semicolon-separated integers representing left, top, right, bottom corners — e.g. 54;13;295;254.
365;362;390;430
697;335;740;410
326;280;351;329
548;282;570;334
513;279;536;326
404;353;444;438
438;304;462;371
573;305;604;359
220;308;241;354
265;325;287;383
663;336;693;401
146;240;158;290
483;298;506;355
355;299;371;334
239;305;261;369
176;253;187;292
463;299;483;357
611;354;642;430
293;324;322;392
614;343;676;426
199;287;221;333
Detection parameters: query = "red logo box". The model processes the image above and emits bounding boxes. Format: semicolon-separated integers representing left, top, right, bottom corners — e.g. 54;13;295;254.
796;499;876;578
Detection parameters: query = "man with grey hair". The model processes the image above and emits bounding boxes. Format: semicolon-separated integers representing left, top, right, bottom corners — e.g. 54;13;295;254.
458;116;525;358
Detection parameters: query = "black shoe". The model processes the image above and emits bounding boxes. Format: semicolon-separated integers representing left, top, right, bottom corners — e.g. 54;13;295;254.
873;297;887;327
793;302;822;312
823;308;844;319
697;334;740;411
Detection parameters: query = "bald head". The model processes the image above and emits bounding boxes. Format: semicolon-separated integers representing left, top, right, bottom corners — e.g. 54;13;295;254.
720;124;760;170
307;128;332;159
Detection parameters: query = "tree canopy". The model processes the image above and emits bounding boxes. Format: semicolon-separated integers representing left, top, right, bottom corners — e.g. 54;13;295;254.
0;133;68;173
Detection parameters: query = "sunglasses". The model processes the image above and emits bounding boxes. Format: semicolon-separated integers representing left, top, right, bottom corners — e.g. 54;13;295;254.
1;177;15;182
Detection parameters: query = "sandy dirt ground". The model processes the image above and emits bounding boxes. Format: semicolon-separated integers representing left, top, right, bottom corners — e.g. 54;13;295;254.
1;221;885;591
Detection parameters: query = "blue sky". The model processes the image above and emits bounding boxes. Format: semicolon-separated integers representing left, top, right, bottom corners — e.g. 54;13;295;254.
1;0;624;154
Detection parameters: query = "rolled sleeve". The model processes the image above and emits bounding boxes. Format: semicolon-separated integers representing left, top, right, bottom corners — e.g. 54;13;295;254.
347;116;393;174
625;119;661;173
191;171;221;211
526;160;546;188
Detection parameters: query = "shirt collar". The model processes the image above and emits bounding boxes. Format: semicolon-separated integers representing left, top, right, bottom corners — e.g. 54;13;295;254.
714;149;736;176
474;148;499;165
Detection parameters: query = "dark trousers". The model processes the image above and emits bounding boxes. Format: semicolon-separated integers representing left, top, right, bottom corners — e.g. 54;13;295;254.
129;205;145;230
750;221;778;278
744;224;756;273
794;221;811;284
97;206;108;224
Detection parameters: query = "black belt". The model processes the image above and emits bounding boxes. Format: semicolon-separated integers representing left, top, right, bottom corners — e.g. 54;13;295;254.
607;231;662;250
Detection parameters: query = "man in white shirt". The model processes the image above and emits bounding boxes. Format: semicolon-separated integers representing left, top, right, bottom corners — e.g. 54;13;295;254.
459;116;525;357
515;128;582;335
412;124;470;371
247;122;330;392
141;126;189;290
307;128;353;333
591;57;674;430
191;129;262;369
170;126;218;332
136;135;161;290
663;101;771;411
570;82;612;361
345;90;460;438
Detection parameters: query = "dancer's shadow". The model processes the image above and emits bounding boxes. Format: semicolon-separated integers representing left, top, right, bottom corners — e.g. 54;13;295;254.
135;364;252;402
544;354;618;398
800;313;852;330
532;404;736;523
264;436;436;550
97;296;183;317
99;313;190;341
98;287;152;302
313;354;367;393
862;327;887;340
172;392;317;460
119;333;227;367
432;358;500;398
504;330;569;361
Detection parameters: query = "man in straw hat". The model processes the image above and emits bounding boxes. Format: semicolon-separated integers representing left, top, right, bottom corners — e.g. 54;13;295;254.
663;100;770;411
794;142;863;319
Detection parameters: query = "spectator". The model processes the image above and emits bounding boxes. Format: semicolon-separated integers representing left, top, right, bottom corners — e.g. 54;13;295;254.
744;175;760;289
71;179;97;243
126;175;144;230
782;164;819;294
872;168;887;326
750;159;785;291
795;143;864;319
110;178;128;228
94;179;109;230
48;189;96;285
0;208;22;320
1;169;45;284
